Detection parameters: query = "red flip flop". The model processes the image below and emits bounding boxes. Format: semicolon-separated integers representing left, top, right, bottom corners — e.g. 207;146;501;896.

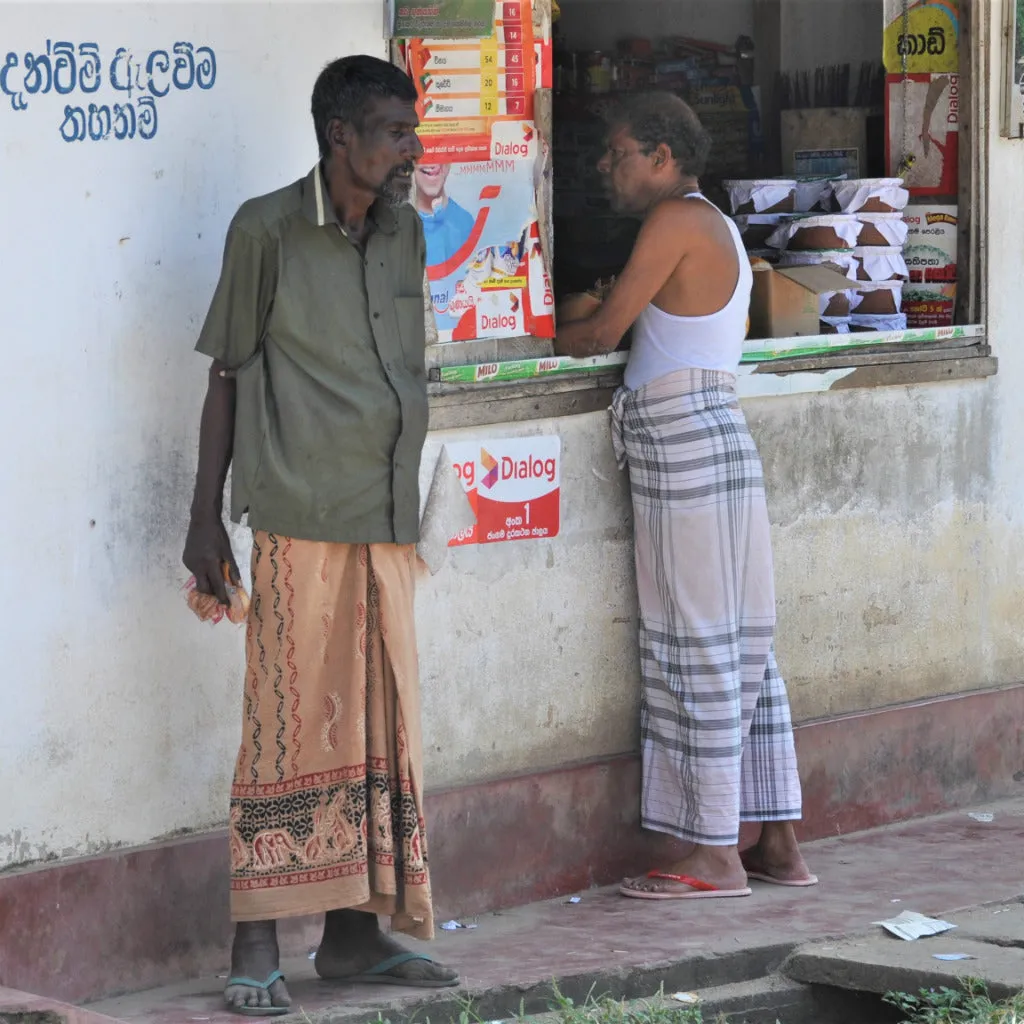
619;872;753;901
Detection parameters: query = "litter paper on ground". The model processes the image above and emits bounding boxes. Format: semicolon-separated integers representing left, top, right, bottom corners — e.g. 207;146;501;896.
875;910;958;941
440;919;477;931
672;993;700;1004
933;953;978;961
968;812;995;822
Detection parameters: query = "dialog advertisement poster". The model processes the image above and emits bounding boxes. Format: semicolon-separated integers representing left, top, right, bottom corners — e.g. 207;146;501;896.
902;203;958;326
902;282;956;327
412;125;554;342
445;436;561;546
886;73;960;195
903;204;957;280
404;0;554;343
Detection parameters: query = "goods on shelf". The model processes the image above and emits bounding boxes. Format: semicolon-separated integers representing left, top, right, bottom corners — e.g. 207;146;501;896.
736;175;910;338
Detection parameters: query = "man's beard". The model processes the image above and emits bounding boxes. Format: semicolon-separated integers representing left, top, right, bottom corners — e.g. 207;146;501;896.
378;162;415;206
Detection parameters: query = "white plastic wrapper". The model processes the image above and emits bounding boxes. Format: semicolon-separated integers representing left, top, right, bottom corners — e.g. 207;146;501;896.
832;178;910;213
766;215;863;251
853;246;909;282
794;177;833;213
874;910;957;941
777;249;858;279
723;178;796;214
857;212;910;247
733;213;784;227
820;316;852;334
851;312;908;332
732;213;784;235
417;446;477;575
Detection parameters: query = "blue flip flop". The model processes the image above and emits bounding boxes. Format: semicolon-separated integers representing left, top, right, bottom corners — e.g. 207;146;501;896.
224;969;290;1016
345;952;459;988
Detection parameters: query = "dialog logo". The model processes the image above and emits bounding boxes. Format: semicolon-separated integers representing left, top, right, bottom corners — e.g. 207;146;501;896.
481;448;499;489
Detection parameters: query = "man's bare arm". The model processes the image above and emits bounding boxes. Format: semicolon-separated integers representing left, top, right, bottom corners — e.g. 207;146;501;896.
554;203;690;357
182;361;240;604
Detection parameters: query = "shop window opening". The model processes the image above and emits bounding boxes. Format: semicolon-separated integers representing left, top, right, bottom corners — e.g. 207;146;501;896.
411;0;986;390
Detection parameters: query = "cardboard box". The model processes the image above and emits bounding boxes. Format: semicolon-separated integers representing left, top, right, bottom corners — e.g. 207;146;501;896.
883;0;959;75
781;108;868;178
886;73;960;196
749;263;856;339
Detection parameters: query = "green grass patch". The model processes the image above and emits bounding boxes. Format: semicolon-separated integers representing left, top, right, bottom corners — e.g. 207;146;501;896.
885;979;1024;1024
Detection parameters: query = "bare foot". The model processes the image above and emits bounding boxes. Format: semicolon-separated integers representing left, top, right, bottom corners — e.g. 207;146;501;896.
224;920;292;1014
621;843;749;897
314;909;459;987
741;821;816;884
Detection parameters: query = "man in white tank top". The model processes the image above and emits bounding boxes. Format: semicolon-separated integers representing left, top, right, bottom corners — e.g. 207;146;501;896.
557;94;815;900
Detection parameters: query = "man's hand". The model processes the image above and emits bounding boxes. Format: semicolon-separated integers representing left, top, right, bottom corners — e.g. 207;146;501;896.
558;291;603;324
184;359;239;605
183;515;240;606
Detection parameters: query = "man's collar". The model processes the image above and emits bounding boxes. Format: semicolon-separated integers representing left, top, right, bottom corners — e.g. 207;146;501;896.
301;163;398;235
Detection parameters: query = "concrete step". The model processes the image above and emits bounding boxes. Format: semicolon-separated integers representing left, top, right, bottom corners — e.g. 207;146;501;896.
286;943;798;1024
660;975;897;1024
783;901;1024;1005
948;898;1024;948
485;976;816;1024
460;975;893;1024
676;975;816;1023
85;804;1024;1024
0;985;125;1023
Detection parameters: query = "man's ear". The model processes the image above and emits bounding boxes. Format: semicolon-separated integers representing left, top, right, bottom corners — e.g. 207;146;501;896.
326;116;350;153
653;142;672;168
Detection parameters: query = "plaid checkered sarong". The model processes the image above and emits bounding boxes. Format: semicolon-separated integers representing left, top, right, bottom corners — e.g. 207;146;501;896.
612;368;802;846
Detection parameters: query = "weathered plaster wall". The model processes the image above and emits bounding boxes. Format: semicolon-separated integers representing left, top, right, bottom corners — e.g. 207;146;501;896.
3;1;1019;869
416;419;639;789
0;1;389;868
417;370;1018;793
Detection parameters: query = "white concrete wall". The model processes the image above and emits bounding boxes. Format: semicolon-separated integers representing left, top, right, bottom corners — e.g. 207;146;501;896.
4;0;1023;871
416;419;639;788
0;2;388;867
779;0;883;73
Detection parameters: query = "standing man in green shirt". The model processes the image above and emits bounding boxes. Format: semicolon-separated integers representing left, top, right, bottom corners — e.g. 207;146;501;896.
183;55;458;1017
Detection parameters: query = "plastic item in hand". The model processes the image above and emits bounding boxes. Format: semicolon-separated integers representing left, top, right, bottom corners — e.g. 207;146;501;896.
184;563;250;624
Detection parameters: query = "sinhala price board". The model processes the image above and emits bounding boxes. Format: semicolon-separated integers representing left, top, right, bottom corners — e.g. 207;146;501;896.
445;436;560;545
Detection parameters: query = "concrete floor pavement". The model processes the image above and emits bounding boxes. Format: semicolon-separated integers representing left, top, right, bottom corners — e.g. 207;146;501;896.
87;796;1024;1024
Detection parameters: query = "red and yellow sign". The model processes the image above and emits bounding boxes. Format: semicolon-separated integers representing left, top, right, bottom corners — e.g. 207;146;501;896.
408;0;538;161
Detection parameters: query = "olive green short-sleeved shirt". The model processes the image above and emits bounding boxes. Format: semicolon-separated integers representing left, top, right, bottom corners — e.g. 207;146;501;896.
196;165;428;545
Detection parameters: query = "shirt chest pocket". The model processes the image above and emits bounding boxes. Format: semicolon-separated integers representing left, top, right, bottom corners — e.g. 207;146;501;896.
393;295;427;374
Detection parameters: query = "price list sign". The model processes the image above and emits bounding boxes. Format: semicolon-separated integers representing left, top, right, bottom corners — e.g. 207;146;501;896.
408;0;537;161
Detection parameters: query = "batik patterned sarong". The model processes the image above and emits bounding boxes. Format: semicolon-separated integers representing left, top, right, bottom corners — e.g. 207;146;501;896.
228;535;433;938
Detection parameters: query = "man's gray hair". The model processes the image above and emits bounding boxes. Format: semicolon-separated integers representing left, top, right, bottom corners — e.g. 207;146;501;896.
613;92;712;177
